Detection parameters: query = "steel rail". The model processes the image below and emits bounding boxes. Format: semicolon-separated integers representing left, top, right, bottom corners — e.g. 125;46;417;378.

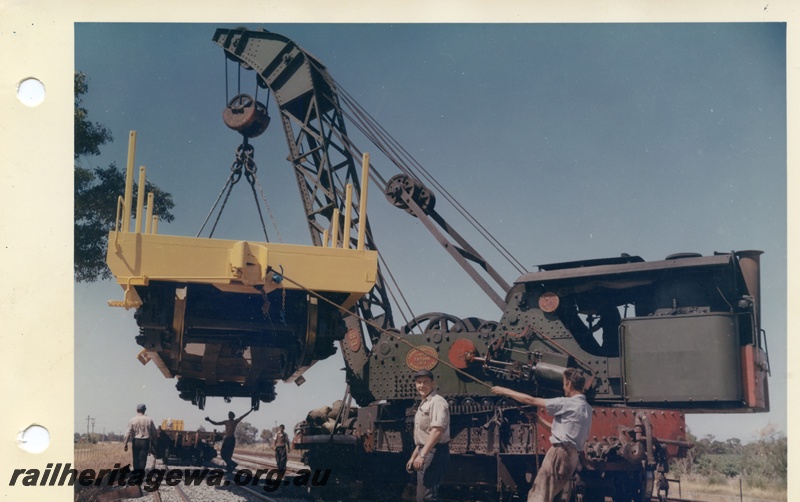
173;484;192;502
231;483;280;502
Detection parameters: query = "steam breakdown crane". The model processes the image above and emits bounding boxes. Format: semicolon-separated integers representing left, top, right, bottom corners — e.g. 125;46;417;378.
105;26;771;502
210;28;770;501
209;28;771;502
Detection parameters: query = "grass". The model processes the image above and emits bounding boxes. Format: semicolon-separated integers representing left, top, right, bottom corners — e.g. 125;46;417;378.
670;474;787;501
74;441;131;471
73;442;141;502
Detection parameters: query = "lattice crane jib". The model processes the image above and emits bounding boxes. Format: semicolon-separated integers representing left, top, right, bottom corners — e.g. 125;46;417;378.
213;28;394;346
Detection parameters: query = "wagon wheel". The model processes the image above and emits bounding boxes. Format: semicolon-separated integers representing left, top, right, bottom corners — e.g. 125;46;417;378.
641;470;655;501
194;390;206;410
613;469;653;502
191;449;203;466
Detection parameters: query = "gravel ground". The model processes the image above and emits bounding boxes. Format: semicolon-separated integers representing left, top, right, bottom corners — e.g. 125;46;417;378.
112;482;313;502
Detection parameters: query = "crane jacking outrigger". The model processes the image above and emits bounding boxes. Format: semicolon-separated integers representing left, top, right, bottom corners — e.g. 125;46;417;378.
105;26;771;501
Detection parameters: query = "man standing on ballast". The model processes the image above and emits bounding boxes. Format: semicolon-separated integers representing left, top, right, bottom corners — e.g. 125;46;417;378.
492;368;592;502
406;369;450;502
123;403;158;472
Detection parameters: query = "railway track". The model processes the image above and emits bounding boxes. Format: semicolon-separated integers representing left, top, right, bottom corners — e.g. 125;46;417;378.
231;452;305;473
150;456;295;502
151;483;193;502
149;456;746;502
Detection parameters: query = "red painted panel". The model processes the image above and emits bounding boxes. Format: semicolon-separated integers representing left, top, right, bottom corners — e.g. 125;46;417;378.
742;345;769;411
536;406;688;457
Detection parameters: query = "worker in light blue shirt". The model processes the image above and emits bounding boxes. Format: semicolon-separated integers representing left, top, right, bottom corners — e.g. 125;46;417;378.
492;368;592;502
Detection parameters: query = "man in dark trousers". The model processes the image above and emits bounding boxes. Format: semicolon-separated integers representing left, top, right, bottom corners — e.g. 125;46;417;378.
492;368;592;502
273;424;290;471
406;369;450;502
123;403;158;472
206;408;253;474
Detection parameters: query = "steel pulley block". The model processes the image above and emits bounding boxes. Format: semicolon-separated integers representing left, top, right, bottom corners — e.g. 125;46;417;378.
223;93;270;138
384;174;436;216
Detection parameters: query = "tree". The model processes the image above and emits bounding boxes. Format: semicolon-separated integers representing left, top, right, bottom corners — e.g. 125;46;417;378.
260;428;273;444
74;72;175;282
235;422;258;445
742;423;787;483
74;72;112;159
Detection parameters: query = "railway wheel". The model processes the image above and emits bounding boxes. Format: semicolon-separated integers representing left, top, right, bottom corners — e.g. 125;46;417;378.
194;390;206;410
641;470;655;501
612;469;653;502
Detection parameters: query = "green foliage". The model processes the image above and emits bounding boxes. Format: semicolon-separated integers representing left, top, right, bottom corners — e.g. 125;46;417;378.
669;425;786;491
75;72;112;159
714;454;742;478
235;421;258;445
740;424;787;484
260;428;273;443
74;71;175;282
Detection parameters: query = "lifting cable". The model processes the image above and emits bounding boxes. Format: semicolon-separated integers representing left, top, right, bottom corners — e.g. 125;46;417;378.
224;51;229;105
310;61;528;275
196;139;283;241
252;170;283;243
251;84;282;242
203;59;282;241
196;157;241;238
303;103;497;325
345;94;527;277
376;250;419;333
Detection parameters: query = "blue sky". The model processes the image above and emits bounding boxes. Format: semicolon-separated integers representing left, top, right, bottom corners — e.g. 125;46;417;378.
74;23;786;442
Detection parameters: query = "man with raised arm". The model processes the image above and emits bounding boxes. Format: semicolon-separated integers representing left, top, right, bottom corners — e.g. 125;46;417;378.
205;408;253;473
492;368;592;502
